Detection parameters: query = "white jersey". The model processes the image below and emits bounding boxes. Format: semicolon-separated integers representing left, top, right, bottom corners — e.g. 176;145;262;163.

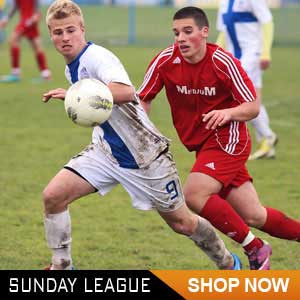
65;42;169;169
217;0;272;59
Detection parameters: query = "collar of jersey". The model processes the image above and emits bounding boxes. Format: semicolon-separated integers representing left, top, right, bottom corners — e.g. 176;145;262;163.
67;41;93;67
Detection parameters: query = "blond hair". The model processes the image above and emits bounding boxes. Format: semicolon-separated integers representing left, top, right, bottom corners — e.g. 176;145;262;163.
46;0;84;26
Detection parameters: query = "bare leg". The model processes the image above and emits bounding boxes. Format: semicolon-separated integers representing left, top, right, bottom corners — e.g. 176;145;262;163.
158;203;234;269
43;168;95;269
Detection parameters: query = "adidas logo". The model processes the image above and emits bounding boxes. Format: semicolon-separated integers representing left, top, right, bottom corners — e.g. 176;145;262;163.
80;67;89;77
173;57;181;64
205;162;215;170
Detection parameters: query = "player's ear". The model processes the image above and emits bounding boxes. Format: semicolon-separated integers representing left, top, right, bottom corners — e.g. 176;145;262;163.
202;26;209;38
80;23;85;33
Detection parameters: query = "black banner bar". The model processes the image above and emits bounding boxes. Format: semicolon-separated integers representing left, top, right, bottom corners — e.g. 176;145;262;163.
0;270;184;299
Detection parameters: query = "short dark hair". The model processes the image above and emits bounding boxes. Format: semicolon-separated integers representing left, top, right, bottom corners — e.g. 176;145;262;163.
173;6;209;29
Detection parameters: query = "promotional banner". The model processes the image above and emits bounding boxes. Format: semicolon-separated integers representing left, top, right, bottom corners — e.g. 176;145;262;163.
2;270;300;299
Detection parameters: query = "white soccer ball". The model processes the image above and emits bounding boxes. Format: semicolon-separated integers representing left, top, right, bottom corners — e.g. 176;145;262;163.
64;78;113;127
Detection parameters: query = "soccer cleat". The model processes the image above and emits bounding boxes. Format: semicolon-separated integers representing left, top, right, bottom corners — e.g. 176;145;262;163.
0;74;20;83
44;258;74;270
245;241;272;270
229;253;242;270
44;263;75;270
249;133;278;160
44;264;52;270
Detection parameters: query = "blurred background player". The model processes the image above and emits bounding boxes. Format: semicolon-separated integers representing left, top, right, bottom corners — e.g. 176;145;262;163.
0;0;6;43
0;0;51;83
216;0;278;160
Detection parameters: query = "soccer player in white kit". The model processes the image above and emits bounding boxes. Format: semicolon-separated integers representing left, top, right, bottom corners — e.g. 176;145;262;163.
216;0;278;160
41;0;241;270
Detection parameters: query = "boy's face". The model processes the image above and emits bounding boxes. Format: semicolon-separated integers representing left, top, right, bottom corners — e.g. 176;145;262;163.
173;18;209;63
48;15;86;63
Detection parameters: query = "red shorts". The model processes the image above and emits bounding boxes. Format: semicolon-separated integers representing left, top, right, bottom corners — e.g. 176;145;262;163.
191;135;252;196
15;22;39;39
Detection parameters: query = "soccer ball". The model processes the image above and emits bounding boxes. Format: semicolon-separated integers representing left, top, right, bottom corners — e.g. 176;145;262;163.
64;78;113;127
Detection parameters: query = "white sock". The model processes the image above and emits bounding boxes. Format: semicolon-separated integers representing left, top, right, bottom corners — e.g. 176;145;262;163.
41;69;51;79
12;68;21;76
241;231;255;247
189;217;233;269
44;210;72;269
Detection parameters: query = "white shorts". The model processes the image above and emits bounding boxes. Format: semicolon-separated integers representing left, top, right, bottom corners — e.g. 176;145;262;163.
240;52;262;88
65;143;184;212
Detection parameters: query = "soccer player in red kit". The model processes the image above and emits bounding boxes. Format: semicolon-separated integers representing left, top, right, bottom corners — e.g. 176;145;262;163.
138;6;300;270
0;0;51;82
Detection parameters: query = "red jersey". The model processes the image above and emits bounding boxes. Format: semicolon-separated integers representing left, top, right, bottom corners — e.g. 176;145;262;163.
138;43;256;154
15;0;38;20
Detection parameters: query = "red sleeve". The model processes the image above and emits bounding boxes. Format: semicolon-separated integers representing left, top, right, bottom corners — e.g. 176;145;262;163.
138;46;174;102
212;48;256;103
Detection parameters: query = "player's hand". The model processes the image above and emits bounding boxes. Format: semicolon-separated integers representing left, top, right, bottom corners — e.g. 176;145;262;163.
202;109;232;130
0;18;8;29
42;88;67;102
24;18;33;28
24;12;41;28
260;59;271;70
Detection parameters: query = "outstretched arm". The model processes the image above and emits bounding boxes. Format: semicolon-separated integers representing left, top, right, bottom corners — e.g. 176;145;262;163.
107;82;135;105
43;82;135;105
260;20;274;70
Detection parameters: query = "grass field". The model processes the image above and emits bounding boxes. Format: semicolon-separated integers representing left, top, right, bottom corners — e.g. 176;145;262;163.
0;6;300;270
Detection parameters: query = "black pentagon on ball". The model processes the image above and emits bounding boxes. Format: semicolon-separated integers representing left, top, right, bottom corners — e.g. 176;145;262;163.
67;107;78;122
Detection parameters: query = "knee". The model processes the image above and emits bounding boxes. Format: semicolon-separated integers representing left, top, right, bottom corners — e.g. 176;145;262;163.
42;186;66;214
242;211;266;228
183;188;197;207
34;44;42;53
9;36;18;47
169;217;197;236
183;189;193;204
183;189;208;215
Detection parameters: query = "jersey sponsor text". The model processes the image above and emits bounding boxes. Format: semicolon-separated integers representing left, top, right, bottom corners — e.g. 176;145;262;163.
176;85;216;96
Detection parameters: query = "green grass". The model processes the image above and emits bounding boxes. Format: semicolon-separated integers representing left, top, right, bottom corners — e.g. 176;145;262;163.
0;6;300;270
